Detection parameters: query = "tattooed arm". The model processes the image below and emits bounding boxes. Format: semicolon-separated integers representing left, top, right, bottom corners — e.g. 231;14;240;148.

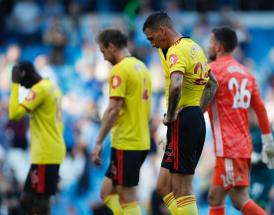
165;72;183;123
200;70;218;112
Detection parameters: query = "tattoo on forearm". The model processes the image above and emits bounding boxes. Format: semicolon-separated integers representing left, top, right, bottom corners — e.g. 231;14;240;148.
167;72;183;118
200;71;218;112
167;87;181;118
200;80;218;112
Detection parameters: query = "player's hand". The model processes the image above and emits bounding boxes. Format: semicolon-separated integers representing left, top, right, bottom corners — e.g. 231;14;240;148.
261;133;274;169
11;64;24;83
251;152;261;164
163;112;178;126
91;143;102;166
163;114;171;125
158;138;167;151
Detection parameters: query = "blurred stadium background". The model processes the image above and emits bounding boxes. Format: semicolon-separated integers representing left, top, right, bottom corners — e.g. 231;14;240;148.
0;0;274;214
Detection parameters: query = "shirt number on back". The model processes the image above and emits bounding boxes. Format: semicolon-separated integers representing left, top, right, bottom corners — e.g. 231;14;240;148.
228;78;251;109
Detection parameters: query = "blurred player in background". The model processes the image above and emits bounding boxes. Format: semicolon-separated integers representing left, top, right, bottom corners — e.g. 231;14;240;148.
207;26;274;215
249;108;273;211
92;29;151;215
9;61;66;215
143;11;218;215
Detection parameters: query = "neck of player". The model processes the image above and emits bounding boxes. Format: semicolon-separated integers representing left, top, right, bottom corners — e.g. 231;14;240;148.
116;48;131;64
217;51;231;59
168;30;182;48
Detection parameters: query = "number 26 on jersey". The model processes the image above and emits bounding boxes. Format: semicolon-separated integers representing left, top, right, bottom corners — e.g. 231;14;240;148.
228;78;251;109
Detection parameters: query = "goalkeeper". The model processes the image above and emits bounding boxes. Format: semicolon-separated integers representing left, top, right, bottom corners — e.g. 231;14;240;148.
206;26;274;215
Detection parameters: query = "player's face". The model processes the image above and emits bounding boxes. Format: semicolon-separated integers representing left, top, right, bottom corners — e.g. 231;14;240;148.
144;27;168;49
208;33;218;61
21;77;33;88
18;69;33;89
98;42;116;65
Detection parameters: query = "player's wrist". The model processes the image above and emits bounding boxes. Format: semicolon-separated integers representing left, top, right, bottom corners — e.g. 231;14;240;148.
261;133;274;145
166;112;174;120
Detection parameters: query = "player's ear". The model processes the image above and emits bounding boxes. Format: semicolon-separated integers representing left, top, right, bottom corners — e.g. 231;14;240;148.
159;26;165;35
215;41;223;52
108;42;116;51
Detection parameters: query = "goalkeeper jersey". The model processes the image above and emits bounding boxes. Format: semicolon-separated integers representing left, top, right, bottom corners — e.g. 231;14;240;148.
208;55;271;158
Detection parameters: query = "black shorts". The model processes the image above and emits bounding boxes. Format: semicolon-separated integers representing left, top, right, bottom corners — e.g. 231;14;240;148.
23;164;60;196
106;148;148;186
161;106;206;174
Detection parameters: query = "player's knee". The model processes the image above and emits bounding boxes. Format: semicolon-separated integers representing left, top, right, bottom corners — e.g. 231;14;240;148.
100;188;110;201
208;191;222;206
100;191;106;201
156;182;170;197
229;188;250;210
116;188;137;205
230;195;248;210
118;193;135;205
230;198;242;210
172;186;192;197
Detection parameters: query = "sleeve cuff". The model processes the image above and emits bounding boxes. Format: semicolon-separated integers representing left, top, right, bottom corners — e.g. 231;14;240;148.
261;133;274;144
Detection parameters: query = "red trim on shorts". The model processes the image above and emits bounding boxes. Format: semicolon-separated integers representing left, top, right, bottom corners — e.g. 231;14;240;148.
37;165;45;193
173;119;179;170
117;150;123;185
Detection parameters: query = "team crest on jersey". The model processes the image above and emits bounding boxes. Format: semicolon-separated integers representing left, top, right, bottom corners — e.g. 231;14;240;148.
169;54;178;68
111;75;122;89
26;90;36;101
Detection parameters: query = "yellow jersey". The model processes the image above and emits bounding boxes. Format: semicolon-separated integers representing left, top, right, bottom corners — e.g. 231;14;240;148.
158;37;209;109
10;80;66;164
109;57;151;150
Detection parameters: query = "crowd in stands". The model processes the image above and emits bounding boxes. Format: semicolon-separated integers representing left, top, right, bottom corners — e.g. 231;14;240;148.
1;0;274;214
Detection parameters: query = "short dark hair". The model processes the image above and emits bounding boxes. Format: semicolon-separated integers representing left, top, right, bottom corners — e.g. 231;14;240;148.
96;29;128;48
143;11;173;32
212;26;238;52
18;61;36;74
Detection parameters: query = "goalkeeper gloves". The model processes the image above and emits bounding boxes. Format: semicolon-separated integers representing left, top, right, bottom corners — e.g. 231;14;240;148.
261;133;274;169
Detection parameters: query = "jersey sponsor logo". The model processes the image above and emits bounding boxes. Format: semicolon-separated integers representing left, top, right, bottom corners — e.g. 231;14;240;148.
26;90;36;101
169;54;178;68
111;75;122;89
